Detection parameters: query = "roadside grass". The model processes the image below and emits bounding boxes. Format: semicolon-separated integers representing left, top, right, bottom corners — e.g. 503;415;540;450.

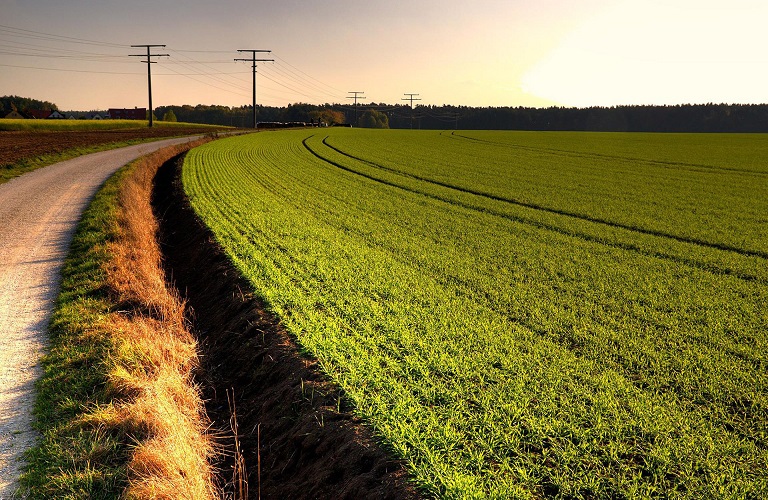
19;140;217;499
0;118;226;132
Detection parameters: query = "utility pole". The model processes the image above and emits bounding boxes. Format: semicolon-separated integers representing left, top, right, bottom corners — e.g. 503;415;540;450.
347;91;366;126
130;44;169;128
402;93;421;129
235;49;273;128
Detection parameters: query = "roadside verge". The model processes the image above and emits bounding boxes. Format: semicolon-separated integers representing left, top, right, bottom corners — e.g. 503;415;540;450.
20;139;217;499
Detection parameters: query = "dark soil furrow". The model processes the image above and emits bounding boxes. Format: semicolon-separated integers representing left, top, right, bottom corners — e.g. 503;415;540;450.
151;154;419;500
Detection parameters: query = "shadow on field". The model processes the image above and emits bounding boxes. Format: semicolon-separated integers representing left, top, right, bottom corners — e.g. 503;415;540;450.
152;154;419;500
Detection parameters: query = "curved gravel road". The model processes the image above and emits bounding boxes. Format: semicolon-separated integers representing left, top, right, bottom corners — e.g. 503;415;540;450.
0;137;201;497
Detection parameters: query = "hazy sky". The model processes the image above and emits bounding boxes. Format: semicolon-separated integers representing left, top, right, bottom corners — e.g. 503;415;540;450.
1;0;766;110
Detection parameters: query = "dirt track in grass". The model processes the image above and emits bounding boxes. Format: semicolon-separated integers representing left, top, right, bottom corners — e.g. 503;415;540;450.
152;155;420;499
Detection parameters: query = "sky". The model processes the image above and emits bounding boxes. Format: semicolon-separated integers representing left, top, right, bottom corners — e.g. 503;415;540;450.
1;0;766;111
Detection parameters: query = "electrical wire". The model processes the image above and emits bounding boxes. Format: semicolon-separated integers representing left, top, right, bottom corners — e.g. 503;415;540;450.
0;24;126;48
1;24;358;106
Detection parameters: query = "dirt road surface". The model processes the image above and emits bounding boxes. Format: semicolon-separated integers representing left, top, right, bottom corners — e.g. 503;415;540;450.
0;127;222;169
0;137;202;497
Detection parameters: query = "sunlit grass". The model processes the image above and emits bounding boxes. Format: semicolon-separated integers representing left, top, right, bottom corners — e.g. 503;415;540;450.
21;141;217;499
183;129;768;498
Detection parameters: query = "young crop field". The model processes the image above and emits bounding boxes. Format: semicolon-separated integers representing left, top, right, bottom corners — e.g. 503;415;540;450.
183;129;768;498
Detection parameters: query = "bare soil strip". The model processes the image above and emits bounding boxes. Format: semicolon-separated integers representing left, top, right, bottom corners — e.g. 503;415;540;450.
152;155;420;499
0;137;203;498
0;127;220;169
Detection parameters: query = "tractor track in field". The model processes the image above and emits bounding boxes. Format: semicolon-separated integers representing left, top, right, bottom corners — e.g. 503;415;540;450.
302;136;766;285
317;136;768;260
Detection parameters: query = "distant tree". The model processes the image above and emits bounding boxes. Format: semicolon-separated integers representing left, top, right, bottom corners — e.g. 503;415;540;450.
145;109;157;122
309;109;345;126
359;108;389;129
0;95;57;113
162;109;177;122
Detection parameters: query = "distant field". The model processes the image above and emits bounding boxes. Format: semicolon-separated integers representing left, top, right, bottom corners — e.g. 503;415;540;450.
0;121;228;183
0;118;224;132
183;129;768;498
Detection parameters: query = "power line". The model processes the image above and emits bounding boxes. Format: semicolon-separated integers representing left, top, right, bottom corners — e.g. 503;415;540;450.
1;24;370;108
130;44;169;127
166;48;251;95
0;24;126;48
160;64;250;99
402;93;422;129
347;91;366;126
234;49;273;128
272;54;345;95
263;62;341;102
0;62;142;75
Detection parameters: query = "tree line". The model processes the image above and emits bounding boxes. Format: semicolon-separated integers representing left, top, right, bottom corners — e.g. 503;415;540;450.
1;95;58;115
154;102;768;132
4;95;767;132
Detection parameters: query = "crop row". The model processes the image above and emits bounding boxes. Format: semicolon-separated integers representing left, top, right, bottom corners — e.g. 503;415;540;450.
183;129;767;498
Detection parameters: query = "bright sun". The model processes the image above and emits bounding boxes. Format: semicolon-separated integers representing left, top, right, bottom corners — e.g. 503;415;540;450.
522;0;768;107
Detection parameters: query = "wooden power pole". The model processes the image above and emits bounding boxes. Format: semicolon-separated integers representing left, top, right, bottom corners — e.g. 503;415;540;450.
130;44;169;128
402;93;421;129
347;91;366;126
235;49;273;128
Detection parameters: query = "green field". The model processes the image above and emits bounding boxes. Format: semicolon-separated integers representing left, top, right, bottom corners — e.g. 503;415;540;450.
183;129;768;498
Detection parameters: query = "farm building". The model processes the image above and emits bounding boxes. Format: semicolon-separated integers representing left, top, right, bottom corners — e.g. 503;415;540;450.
26;109;52;119
21;109;68;119
108;107;146;120
3;110;24;119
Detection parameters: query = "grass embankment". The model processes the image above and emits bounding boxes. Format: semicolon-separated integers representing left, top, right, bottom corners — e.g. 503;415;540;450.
183;129;768;498
0;118;224;132
20;140;217;499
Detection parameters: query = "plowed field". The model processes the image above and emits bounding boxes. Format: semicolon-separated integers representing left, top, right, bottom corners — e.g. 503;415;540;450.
0;127;218;168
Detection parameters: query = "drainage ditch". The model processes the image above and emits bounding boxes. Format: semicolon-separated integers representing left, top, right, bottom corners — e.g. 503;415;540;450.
151;154;419;499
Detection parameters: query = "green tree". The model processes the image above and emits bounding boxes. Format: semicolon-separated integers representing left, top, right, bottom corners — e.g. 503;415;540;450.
359;109;389;129
309;109;345;126
162;109;177;122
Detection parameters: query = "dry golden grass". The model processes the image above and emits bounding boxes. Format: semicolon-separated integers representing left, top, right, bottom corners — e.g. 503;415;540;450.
102;139;219;499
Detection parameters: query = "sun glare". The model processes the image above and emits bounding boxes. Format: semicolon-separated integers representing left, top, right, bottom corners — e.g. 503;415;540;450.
522;0;768;107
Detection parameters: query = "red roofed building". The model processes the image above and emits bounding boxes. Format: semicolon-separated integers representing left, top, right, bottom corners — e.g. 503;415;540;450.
27;109;53;119
108;107;146;120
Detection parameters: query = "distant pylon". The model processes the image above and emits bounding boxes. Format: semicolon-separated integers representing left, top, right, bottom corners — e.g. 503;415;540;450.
402;93;421;129
347;91;366;126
